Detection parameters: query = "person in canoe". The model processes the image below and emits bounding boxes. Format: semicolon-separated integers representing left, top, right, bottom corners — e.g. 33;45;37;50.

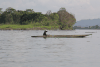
43;30;47;36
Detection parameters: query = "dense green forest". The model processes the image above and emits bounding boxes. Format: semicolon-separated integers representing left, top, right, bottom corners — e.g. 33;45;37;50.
0;7;76;30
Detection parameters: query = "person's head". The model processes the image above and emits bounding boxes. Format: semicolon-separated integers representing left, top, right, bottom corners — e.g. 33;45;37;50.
45;30;47;32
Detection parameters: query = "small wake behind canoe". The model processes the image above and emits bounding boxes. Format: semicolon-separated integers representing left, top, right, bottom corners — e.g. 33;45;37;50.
31;30;92;38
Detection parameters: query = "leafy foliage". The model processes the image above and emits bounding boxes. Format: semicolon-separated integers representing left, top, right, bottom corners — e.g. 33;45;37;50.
57;7;76;29
0;7;76;30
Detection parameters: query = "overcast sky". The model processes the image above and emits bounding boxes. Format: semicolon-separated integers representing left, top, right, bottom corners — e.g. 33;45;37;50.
0;0;100;21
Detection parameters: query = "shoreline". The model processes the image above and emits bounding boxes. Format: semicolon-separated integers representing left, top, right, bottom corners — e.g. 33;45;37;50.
0;24;73;30
0;27;59;30
0;28;72;30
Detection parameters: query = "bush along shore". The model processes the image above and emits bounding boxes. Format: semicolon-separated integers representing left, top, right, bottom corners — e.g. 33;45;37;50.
0;24;60;30
0;7;76;30
0;24;73;30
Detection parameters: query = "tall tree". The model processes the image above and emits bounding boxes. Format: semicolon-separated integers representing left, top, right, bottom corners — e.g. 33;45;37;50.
46;10;52;16
57;7;76;29
6;7;16;13
26;9;34;13
0;8;3;14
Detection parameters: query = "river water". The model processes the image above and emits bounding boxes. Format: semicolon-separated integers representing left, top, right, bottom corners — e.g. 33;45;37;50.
0;30;100;67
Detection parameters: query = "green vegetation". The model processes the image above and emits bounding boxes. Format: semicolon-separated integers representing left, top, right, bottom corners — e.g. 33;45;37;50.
0;7;76;30
0;24;60;30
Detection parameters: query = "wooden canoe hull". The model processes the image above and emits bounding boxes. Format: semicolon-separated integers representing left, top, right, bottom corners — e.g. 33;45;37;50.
31;34;92;38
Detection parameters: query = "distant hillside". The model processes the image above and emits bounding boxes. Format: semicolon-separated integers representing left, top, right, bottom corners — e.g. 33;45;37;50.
74;19;100;27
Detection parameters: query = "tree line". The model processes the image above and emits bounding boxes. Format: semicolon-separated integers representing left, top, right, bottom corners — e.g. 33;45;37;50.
0;7;76;29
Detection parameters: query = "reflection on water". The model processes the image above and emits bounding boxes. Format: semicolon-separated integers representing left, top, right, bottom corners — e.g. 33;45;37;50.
0;30;100;67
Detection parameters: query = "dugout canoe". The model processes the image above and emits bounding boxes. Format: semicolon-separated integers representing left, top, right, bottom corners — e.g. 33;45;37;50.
31;34;92;38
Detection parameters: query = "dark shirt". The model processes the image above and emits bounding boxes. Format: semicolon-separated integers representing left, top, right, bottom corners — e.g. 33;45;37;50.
43;31;47;35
